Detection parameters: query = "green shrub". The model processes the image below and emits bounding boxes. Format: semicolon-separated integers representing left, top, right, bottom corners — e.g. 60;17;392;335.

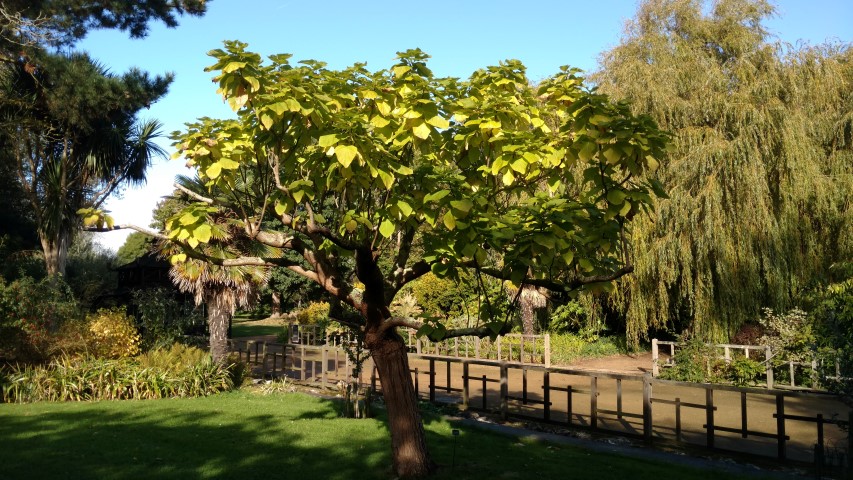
294;301;330;325
1;350;234;403
658;336;720;383
549;333;624;365
132;288;202;350
87;307;141;359
724;357;765;387
0;276;82;361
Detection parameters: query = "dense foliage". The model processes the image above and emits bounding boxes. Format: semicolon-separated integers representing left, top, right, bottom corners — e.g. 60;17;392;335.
592;0;853;344
147;42;668;476
1;345;234;403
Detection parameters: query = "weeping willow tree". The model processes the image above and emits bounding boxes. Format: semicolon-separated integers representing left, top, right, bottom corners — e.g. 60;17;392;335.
592;0;853;343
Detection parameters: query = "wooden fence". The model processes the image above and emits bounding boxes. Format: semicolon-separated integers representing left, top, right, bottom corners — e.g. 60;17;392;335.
652;339;840;391
405;331;551;367
277;324;551;366
230;339;851;475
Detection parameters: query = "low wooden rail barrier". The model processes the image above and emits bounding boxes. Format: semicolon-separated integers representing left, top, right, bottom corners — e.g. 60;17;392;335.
229;339;850;475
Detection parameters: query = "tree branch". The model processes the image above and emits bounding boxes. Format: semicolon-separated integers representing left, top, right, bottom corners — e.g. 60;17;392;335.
83;223;168;240
471;263;635;292
173;182;214;204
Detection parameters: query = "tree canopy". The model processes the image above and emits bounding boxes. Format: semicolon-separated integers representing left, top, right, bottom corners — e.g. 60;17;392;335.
592;0;853;343
156;42;668;476
1;50;170;275
0;0;207;54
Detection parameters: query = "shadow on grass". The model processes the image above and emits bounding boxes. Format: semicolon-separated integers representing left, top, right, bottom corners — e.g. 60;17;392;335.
230;324;285;338
0;391;752;480
0;392;393;480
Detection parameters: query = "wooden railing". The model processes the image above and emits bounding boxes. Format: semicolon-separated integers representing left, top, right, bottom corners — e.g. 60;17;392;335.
405;331;551;367
651;339;841;390
229;339;851;474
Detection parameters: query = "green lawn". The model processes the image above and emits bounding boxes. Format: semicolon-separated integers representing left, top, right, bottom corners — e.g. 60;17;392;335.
230;323;285;338
0;391;755;479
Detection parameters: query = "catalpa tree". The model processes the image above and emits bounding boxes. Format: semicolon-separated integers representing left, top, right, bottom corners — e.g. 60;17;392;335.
168;42;667;477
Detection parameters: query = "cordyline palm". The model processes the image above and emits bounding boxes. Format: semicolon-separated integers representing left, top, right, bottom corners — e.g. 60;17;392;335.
1;51;169;275
163;176;272;363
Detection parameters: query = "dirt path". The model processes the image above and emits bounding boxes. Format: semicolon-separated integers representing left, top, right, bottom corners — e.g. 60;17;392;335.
564;351;658;374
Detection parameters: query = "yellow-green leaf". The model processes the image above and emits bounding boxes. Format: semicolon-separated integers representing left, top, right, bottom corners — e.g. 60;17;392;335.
450;199;473;214
443;211;456;230
378;170;395;190
179;212;199;225
397;200;413;217
607;189;627;205
412;121;431;140
345;219;358;232
426;115;449;129
319;134;339;148
206;162;222;179
335;145;358;167
379;218;395;238
578;141;597;162
195;223;212;243
370;115;390;128
603;147;621;164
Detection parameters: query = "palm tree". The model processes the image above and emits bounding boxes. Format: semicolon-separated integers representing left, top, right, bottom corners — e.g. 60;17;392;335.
162;176;271;362
1;50;170;275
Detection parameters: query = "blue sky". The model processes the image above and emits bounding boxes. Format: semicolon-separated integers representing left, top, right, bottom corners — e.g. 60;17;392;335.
75;0;853;251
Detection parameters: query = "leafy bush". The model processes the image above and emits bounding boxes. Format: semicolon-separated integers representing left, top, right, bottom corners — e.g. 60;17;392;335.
723;357;765;387
549;333;624;365
1;350;234;403
659;336;720;383
294;301;330;324
87;308;141;359
0;276;82;361
132;288;203;350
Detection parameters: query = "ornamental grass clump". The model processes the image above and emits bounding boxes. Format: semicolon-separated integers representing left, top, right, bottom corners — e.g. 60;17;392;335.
1;345;234;403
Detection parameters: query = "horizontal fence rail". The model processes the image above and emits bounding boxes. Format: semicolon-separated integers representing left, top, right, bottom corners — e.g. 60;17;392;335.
652;339;844;391
229;339;851;476
405;330;551;367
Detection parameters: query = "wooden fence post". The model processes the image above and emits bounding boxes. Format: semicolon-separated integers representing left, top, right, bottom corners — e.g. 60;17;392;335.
544;334;551;368
643;374;652;443
590;376;598;429
321;347;328;388
429;359;436;403
651;339;659;377
616;378;623;420
462;362;469;408
543;371;551;422
706;387;715;449
765;346;774;389
500;364;508;420
776;394;786;460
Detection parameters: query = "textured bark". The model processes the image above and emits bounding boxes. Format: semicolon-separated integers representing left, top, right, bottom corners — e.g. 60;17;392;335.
39;230;70;276
271;291;282;317
520;299;537;335
367;329;435;477
206;291;230;363
357;246;434;477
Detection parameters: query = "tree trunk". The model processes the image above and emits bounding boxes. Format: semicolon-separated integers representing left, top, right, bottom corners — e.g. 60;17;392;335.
271;291;282;317
520;298;536;335
39;230;70;276
206;291;230;363
367;328;435;477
